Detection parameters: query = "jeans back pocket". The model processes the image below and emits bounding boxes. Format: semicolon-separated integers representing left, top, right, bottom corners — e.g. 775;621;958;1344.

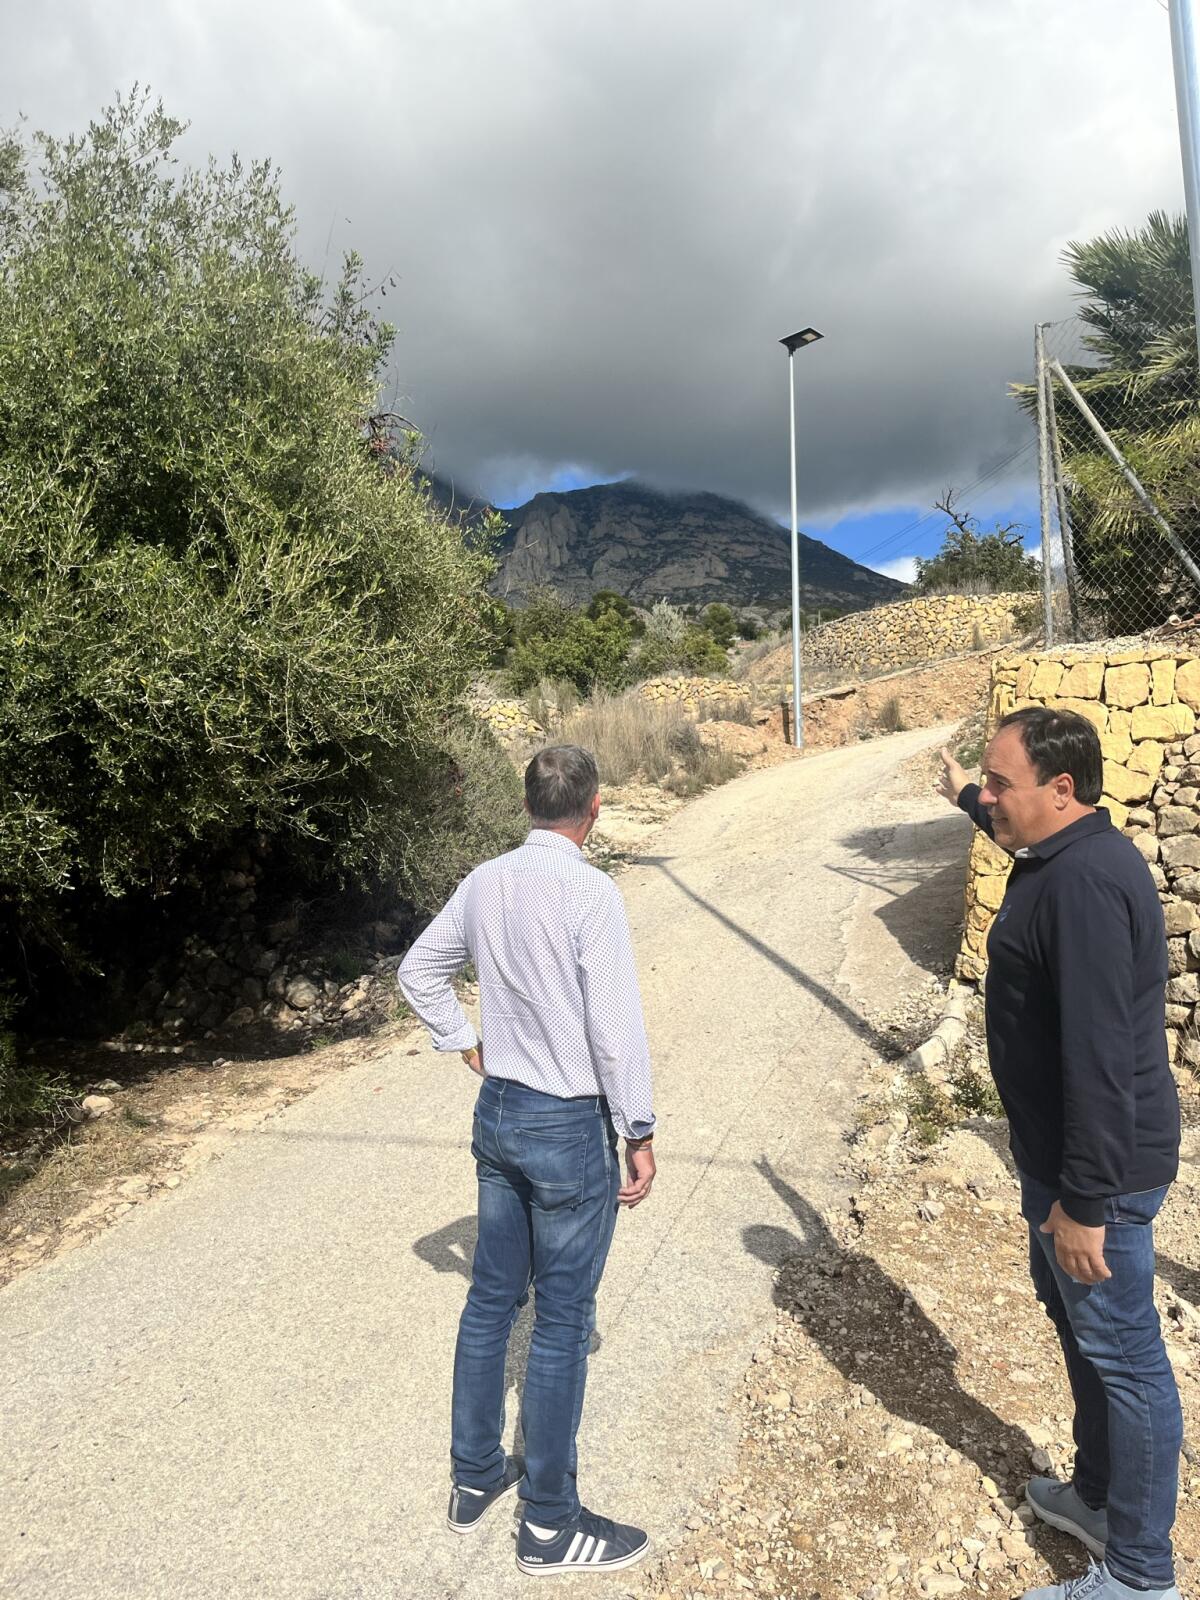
512;1125;590;1211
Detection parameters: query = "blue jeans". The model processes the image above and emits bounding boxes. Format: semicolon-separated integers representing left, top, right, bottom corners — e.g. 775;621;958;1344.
1020;1171;1182;1589
451;1077;620;1527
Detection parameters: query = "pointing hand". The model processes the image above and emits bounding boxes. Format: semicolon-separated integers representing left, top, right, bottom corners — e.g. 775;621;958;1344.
936;746;970;807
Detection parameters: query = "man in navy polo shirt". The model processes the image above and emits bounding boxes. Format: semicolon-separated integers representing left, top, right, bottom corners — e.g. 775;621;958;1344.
938;706;1181;1600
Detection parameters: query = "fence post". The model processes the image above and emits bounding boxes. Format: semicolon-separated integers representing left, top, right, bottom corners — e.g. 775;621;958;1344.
1049;358;1200;594
1042;355;1082;639
1035;324;1056;645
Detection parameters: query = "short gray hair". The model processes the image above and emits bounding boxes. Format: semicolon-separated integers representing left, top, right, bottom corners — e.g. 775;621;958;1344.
524;745;599;824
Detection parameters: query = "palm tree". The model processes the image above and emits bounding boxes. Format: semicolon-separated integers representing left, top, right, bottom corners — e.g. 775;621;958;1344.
1020;212;1200;631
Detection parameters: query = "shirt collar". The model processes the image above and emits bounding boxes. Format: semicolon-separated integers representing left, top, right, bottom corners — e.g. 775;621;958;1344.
1018;807;1112;862
523;828;586;857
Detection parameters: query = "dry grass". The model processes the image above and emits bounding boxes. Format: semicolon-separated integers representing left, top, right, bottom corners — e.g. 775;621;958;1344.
559;692;744;794
694;695;755;725
525;677;580;729
875;694;908;734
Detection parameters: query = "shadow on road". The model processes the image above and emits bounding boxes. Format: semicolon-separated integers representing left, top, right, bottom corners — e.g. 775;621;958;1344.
743;1157;1052;1509
830;815;974;974
637;856;897;1057
1157;1253;1200;1308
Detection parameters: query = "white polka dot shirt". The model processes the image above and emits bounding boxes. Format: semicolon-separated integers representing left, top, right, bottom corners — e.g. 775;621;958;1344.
397;829;655;1139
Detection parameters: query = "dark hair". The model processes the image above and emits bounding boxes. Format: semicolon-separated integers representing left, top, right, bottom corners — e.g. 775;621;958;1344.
524;744;599;824
996;706;1103;805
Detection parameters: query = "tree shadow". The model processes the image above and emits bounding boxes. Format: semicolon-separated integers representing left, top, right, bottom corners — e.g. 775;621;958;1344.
412;1214;603;1462
745;1157;1054;1503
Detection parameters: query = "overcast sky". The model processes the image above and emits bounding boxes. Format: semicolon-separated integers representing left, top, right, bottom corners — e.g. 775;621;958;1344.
0;0;1186;568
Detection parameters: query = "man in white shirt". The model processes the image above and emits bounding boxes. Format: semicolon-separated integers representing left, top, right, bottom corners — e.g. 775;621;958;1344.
398;744;656;1576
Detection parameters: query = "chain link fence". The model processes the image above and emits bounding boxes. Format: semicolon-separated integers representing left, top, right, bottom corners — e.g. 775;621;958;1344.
1033;213;1200;643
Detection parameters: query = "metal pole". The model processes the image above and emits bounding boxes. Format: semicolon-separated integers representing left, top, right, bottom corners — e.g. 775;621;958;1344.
1043;358;1082;639
1170;0;1200;368
1035;324;1056;645
787;352;804;748
1051;357;1200;590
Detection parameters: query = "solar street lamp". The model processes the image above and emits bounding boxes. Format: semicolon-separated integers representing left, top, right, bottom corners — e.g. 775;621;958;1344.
780;328;824;748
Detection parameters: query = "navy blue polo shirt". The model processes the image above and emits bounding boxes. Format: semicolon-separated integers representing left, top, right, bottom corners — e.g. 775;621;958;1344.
958;785;1179;1225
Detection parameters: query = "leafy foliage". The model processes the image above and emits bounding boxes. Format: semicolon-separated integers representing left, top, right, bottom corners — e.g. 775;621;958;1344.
507;590;633;693
1020;211;1200;629
0;94;499;972
700;603;736;649
914;495;1039;594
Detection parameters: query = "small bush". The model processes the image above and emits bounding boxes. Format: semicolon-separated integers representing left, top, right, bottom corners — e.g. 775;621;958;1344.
902;1073;955;1146
876;695;908;734
947;1062;1005;1119
508;593;632;694
0;997;71;1133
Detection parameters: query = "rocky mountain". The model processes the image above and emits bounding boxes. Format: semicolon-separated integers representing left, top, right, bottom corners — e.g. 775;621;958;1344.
487;481;907;613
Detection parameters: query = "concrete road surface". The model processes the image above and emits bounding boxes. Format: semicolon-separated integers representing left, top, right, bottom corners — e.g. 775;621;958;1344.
0;725;970;1600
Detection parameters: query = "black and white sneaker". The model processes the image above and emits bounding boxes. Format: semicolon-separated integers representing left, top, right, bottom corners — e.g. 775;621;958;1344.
515;1507;650;1574
446;1455;525;1534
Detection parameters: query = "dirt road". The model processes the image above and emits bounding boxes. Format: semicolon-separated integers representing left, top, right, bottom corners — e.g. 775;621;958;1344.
0;725;970;1600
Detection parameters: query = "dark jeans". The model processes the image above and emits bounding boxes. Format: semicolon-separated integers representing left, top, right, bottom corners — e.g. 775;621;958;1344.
1020;1171;1182;1589
451;1077;620;1527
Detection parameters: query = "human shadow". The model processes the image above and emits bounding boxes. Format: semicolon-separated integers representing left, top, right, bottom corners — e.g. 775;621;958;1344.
412;1214;603;1462
637;856;897;1057
745;1157;1048;1499
1157;1252;1200;1309
829;816;975;974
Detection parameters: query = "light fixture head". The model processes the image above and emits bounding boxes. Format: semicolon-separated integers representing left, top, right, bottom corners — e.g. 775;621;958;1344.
780;327;824;354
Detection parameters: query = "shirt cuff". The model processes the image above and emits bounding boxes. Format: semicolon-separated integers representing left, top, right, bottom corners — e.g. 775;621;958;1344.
1059;1192;1106;1228
613;1113;656;1140
432;1024;479;1053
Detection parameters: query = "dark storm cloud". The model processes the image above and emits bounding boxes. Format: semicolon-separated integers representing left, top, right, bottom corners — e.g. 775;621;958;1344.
0;0;1184;524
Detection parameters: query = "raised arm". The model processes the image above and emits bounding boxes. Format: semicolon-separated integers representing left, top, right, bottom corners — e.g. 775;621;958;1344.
937;746;995;840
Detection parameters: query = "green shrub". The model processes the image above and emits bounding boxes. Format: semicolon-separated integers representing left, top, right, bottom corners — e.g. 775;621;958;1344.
0;96;494;969
679;627;730;675
0;993;71;1132
947;1062;1005;1119
700;604;736;650
400;719;527;910
902;1073;955;1146
508;592;632;694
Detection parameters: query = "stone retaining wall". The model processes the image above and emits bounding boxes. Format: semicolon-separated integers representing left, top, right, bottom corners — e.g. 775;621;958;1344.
958;646;1200;1079
802;592;1029;678
636;676;749;710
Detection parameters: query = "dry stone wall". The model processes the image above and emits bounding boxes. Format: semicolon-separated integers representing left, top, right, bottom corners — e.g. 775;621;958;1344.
802;593;1029;679
958;646;1200;1083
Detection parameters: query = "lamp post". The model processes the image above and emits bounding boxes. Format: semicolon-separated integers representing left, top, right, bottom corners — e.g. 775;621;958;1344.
780;327;824;748
1169;0;1200;369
